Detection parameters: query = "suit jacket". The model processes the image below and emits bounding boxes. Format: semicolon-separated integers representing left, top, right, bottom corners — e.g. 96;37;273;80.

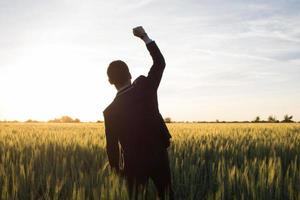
103;41;171;175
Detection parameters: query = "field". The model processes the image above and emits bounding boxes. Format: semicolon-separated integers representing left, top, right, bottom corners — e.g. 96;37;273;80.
0;123;299;200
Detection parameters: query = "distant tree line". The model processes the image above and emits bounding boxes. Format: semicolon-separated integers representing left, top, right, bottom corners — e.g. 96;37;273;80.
25;119;40;123
164;117;172;123
48;116;80;123
163;114;297;123
0;115;298;123
251;115;294;123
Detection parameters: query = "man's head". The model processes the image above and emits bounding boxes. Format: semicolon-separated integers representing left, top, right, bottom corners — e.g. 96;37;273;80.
107;60;132;88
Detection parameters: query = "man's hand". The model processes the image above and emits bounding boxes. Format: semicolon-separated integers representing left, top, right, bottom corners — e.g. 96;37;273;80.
133;26;147;39
133;26;153;44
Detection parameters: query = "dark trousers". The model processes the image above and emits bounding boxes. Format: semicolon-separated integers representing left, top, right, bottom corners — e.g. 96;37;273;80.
125;149;174;200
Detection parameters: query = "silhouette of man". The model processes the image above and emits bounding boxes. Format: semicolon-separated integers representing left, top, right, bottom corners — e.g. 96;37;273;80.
103;26;173;199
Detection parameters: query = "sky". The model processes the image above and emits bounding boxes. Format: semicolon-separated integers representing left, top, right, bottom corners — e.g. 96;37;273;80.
0;0;300;122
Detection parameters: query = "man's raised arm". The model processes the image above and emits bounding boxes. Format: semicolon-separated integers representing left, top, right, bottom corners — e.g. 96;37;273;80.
133;26;166;90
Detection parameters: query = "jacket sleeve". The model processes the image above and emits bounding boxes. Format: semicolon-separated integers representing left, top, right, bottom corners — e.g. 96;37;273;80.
146;41;166;90
103;113;120;171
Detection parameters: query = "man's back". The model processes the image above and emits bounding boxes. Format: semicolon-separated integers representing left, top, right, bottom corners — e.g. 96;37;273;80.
103;41;171;173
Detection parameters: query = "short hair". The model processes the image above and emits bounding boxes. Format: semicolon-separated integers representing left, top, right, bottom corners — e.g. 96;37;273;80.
107;60;131;85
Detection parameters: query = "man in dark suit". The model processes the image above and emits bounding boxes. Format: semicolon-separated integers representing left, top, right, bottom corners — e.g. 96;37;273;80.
103;26;173;199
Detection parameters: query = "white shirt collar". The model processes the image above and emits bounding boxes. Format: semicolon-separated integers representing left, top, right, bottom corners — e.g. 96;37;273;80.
117;83;132;92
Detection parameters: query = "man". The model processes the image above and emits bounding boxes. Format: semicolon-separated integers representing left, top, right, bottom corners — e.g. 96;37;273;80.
103;26;173;200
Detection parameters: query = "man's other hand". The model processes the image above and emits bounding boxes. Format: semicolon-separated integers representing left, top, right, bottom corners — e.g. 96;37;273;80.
133;26;147;39
133;26;153;44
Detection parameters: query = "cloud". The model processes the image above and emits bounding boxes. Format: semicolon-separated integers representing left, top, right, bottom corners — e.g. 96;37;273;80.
121;0;157;11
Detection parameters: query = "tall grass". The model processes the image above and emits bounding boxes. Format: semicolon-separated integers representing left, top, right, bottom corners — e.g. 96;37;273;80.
0;123;299;199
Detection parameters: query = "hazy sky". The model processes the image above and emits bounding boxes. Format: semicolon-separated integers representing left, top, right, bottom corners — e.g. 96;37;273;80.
0;0;300;122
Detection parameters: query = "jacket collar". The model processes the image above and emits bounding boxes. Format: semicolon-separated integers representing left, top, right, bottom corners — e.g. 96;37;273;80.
116;84;132;97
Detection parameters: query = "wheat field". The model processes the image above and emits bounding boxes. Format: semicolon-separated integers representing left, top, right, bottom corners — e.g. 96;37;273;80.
0;123;299;199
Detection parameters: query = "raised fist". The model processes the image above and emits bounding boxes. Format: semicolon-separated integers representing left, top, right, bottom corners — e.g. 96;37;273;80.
133;26;147;39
